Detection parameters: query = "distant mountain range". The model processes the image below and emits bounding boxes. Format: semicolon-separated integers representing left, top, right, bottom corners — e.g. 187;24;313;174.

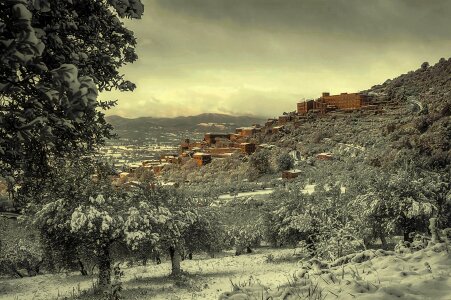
105;113;267;142
106;113;267;132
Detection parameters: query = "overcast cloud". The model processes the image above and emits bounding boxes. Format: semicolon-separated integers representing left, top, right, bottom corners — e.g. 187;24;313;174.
100;0;451;118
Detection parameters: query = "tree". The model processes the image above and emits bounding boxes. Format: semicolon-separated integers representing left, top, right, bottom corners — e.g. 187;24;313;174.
22;158;166;290
228;224;262;255
260;180;369;260
118;184;199;277
183;208;228;258
0;217;44;278
346;166;438;247
0;0;143;181
152;189;197;276
276;151;294;171
247;149;271;180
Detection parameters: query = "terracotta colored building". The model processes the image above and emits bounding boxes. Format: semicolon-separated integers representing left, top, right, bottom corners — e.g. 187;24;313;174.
320;92;368;110
316;153;333;160
297;99;316;114
204;133;231;145
282;169;302;180
240;127;257;137
297;92;368;114
278;115;292;125
203;147;240;155
193;152;212;166
239;143;256;154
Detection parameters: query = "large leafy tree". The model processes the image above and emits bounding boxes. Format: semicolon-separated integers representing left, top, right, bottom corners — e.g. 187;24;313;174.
145;188;197;276
0;0;143;181
24;158;165;289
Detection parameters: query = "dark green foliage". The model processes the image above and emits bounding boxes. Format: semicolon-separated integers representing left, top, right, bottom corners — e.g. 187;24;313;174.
0;0;143;181
247;149;271;179
0;218;44;277
183;209;228;257
276;152;294;171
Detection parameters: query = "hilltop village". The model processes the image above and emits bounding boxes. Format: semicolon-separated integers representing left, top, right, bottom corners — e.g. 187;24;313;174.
116;91;376;182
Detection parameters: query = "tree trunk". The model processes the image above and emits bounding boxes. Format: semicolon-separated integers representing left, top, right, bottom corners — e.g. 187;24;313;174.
306;235;317;256
9;265;25;278
78;258;88;276
169;246;181;276
379;232;388;250
429;218;441;243
403;230;413;243
402;216;414;242
97;245;111;290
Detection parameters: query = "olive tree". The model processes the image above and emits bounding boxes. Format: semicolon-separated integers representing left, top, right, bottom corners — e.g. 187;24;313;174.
24;159;165;290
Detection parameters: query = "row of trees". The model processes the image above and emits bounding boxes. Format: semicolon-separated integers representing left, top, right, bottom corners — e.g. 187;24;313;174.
1;157;270;285
15;158;232;287
258;165;450;260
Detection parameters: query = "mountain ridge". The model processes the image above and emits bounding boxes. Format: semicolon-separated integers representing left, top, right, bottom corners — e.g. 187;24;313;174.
106;113;267;130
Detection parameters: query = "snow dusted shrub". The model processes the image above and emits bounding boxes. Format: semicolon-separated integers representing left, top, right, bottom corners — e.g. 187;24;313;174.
247;149;272;180
228;224;263;255
0;219;44;278
275;151;294;171
351;167;440;245
260;180;370;260
183;208;228;258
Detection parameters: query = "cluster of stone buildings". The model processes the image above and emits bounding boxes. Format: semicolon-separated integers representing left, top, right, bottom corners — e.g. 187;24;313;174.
297;92;370;114
119;91;371;178
178;130;259;166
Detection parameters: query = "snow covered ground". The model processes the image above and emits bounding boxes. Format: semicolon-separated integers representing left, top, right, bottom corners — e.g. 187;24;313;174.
216;184;316;202
217;189;274;200
0;244;449;300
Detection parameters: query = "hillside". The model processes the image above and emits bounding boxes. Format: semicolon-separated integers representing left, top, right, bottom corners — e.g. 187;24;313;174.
162;58;450;192
258;58;451;171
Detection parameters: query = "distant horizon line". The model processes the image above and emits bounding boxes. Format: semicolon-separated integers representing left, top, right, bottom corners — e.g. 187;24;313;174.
105;112;271;120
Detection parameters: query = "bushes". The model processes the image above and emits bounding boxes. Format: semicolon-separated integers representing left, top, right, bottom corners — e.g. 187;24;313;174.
227;224;263;255
0;218;44;277
183;209;229;258
275;152;294;171
247;150;271;178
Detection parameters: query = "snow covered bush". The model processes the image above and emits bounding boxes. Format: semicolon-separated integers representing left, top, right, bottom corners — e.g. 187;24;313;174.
227;224;263;255
0;218;44;277
183;208;229;258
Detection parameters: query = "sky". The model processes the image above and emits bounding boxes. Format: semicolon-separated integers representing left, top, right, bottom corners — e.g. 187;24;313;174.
100;0;451;118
